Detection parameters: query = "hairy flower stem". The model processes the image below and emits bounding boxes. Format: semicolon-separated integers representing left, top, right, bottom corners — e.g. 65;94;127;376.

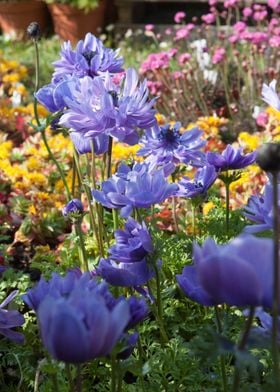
113;209;119;231
154;264;169;345
225;182;230;236
171;174;179;233
106;136;113;179
76;364;82;392
32;38;71;201
66;364;75;392
272;172;280;390
111;355;117;392
74;150;104;257
74;223;89;272
191;204;196;236
214;306;228;392
231;306;255;392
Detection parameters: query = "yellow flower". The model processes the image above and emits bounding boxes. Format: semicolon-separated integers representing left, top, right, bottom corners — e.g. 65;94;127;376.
238;132;260;151
203;201;215;215
26;156;42;171
112;143;141;161
196;116;228;137
0;141;13;159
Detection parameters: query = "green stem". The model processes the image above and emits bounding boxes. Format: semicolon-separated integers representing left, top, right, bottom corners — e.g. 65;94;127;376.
32;37;71;201
74;150;104;257
272;172;280;390
74;223;89;272
225;179;230;236
214;306;228;392
111;355;117;392
150;264;169;345
231;306;255;392
41;130;71;201
76;363;82;392
32;39;40;127
106;136;113;179
191;204;196;236
112;208;119;231
66;364;74;392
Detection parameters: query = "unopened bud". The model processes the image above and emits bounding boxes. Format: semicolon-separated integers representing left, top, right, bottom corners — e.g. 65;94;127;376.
27;22;41;41
256;143;280;172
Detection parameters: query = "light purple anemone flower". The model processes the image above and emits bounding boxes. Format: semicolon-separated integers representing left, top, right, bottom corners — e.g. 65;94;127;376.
177;234;275;308
109;217;154;263
58;68;157;149
137;122;206;172
176;165;217;199
52;33;123;83
262;80;280;111
243;180;280;233
92;162;178;217
97;258;155;287
207;144;256;171
0;290;25;344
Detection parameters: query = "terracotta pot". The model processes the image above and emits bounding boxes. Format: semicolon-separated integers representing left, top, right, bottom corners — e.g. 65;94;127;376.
48;2;105;43
0;0;51;39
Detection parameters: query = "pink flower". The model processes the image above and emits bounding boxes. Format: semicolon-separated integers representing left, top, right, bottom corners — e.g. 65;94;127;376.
174;11;186;24
165;28;172;35
224;0;239;8
179;53;191;65
268;0;279;10
145;24;154;31
269;36;280;47
209;0;218;5
172;71;184;80
168;48;178;57
242;7;252;18
256;112;269;127
174;27;189;41
146;81;163;95
233;21;247;33
201;13;216;24
212;47;226;64
253;10;268;22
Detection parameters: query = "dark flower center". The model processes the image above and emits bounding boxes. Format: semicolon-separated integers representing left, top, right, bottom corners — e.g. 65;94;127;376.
83;50;97;65
108;90;119;106
158;126;180;145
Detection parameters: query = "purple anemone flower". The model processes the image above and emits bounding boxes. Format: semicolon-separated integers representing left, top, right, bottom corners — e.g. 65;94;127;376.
207;144;257;171
176;165;217;199
137;122;206;171
109;217;154;263
23;270;148;363
92;163;178;218
177;234;275;308
0;290;25;344
62;199;84;217
52;33;123;83
243;180;280;233
97;258;155;287
58;68;157;147
38;290;130;363
262;80;280;111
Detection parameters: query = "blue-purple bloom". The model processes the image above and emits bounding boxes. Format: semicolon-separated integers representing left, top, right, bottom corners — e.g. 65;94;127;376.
243;179;280;233
57;68;157;150
176;165;217;199
23;271;148;363
262;80;280;111
62;198;84;217
137;122;206;172
207;144;257;171
97;258;155;287
52;33;123;83
0;290;25;344
109;217;154;263
177;234;275;308
92;163;178;217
